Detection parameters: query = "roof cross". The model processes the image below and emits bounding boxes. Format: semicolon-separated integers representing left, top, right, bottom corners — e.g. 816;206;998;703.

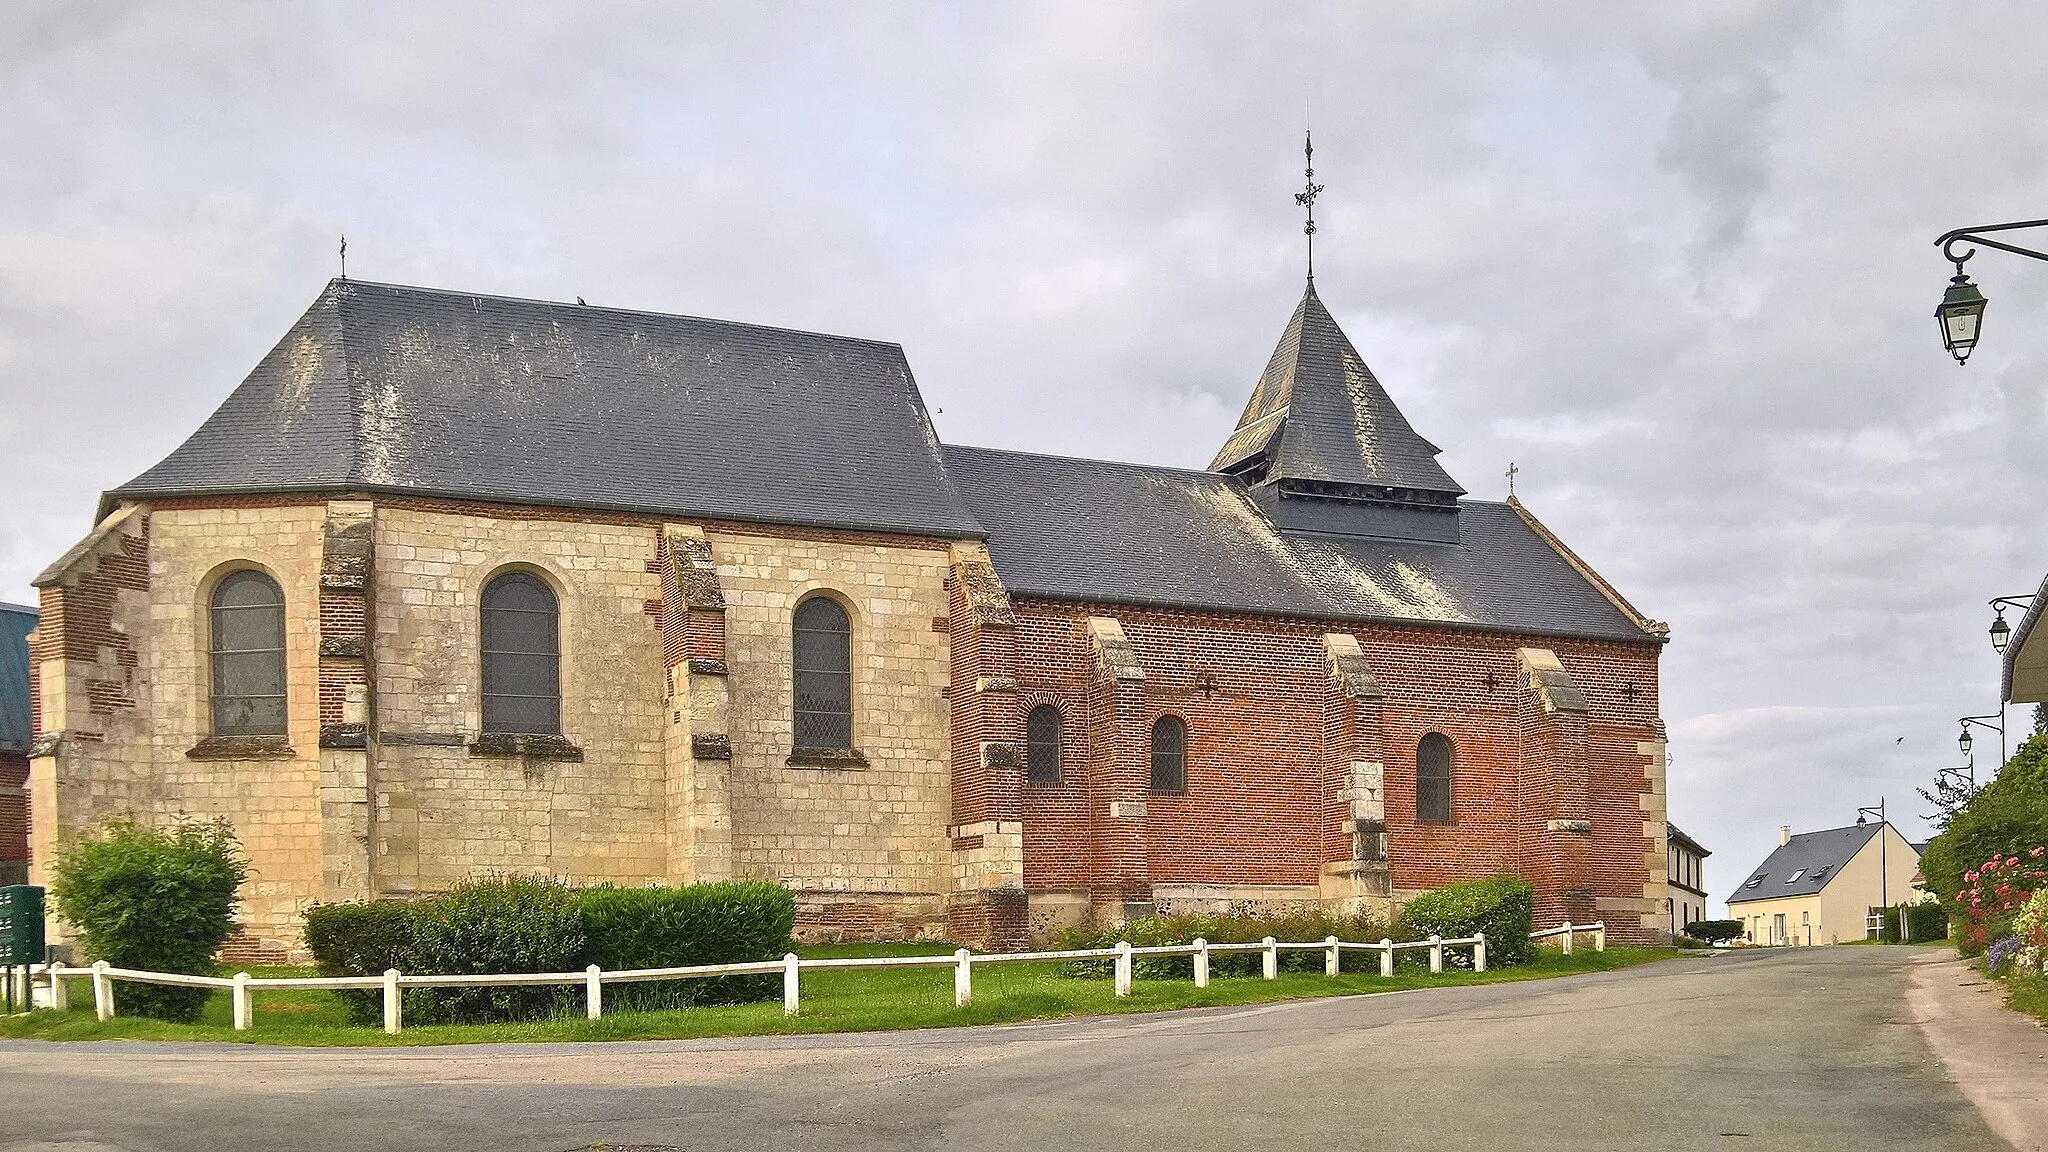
1506;461;1519;498
1294;130;1323;284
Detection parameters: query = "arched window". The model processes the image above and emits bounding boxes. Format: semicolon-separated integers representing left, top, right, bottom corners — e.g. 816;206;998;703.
481;572;560;734
792;596;852;750
1150;715;1186;792
1416;732;1453;823
1026;704;1063;784
210;569;287;736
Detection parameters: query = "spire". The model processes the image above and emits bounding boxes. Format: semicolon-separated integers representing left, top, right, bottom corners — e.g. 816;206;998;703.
1294;129;1323;285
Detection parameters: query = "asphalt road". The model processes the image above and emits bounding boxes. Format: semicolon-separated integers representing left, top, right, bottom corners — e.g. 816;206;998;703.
0;947;2009;1152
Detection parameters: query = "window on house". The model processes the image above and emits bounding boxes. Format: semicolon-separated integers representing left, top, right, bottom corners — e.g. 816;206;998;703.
1416;732;1453;823
1026;704;1062;784
1150;715;1186;792
1786;869;1804;883
210;569;287;736
481;571;561;734
1745;876;1764;889
1810;866;1830;883
792;596;853;750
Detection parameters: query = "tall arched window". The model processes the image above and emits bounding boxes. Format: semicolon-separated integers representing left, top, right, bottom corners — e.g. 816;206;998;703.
1416;732;1453;823
210;569;287;736
792;596;852;750
1150;715;1186;792
481;572;561;734
1026;704;1063;784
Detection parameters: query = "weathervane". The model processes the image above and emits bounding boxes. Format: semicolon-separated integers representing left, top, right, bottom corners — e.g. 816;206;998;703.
1294;129;1323;284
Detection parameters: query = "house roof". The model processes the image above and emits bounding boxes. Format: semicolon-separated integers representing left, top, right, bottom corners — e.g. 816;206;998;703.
1666;822;1710;857
943;444;1663;643
1727;823;1905;905
2002;570;2048;703
1209;283;1464;498
106;280;985;540
0;601;38;755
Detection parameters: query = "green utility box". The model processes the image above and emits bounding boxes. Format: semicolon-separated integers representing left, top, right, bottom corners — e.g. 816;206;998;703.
0;885;46;965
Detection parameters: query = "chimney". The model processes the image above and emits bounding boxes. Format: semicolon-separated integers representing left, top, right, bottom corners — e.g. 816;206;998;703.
1779;825;1792;845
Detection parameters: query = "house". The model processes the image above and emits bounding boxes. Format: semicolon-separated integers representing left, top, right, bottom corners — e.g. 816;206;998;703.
27;275;1674;959
1666;822;1709;937
2003;571;2048;705
1727;822;1925;946
0;602;36;887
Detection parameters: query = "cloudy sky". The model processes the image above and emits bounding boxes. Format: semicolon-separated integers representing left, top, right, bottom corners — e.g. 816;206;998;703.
5;1;2046;913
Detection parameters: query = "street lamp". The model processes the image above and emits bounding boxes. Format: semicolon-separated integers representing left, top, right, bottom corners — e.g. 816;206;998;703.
1857;799;1888;940
1959;713;2004;768
1934;219;2048;364
1988;593;2033;654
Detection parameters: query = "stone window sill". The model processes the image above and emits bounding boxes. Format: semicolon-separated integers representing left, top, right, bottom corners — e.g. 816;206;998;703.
186;735;296;761
786;747;869;769
468;733;585;761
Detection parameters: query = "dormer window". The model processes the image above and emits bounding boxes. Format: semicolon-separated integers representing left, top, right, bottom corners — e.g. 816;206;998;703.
1745;876;1764;889
1785;869;1804;883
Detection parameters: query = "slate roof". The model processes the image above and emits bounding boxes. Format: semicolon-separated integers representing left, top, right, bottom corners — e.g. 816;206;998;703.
943;444;1660;643
1727;823;1900;905
107;280;984;539
0;602;37;755
1209;283;1464;498
1666;822;1710;857
2001;570;2048;703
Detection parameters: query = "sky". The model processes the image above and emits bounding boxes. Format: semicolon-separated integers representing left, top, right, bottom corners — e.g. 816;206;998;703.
4;1;2046;915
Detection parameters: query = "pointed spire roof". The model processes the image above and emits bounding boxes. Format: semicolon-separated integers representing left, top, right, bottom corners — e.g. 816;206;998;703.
1210;283;1463;499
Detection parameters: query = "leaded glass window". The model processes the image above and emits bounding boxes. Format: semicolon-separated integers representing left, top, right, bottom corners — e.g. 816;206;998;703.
1417;732;1453;823
481;572;561;734
1150;715;1186;792
792;597;852;750
1026;704;1063;784
210;570;287;736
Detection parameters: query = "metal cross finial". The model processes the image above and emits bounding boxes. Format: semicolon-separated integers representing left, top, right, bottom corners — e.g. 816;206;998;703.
1294;129;1323;284
339;234;348;282
1506;461;1519;498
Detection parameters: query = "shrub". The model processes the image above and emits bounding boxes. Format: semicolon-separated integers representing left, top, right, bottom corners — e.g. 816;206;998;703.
1401;875;1536;967
1053;907;1396;979
1684;919;1744;945
49;818;247;1023
302;900;421;1026
1946;846;2047;955
404;876;587;1024
1922;734;2048;953
577;880;795;1010
1876;904;1952;946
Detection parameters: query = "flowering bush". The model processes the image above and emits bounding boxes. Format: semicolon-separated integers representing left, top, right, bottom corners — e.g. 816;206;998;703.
1953;845;2047;955
1987;937;2026;976
2011;887;2048;976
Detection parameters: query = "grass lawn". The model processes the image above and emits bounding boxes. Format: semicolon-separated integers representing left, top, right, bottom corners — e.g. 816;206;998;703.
0;943;1674;1047
2005;972;2048;1026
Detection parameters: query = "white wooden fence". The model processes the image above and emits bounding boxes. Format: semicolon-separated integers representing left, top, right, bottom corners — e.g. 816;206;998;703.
26;920;1603;1036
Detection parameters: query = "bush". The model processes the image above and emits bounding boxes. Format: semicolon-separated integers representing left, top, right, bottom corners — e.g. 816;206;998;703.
1876;904;1951;945
305;876;796;1024
578;881;794;1011
1053;907;1396;979
1922;734;2048;954
49;818;247;1022
1685;919;1744;945
1401;875;1536;967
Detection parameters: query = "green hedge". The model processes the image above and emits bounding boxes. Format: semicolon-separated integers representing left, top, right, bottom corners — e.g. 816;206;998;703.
1399;876;1535;967
1879;904;1950;945
304;876;796;1025
49;818;247;1023
1684;919;1744;945
1054;907;1396;979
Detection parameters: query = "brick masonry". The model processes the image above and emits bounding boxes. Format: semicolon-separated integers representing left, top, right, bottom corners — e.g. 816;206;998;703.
29;493;1670;954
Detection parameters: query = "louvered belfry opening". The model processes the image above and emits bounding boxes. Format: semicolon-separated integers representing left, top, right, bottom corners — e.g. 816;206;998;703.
793;596;853;750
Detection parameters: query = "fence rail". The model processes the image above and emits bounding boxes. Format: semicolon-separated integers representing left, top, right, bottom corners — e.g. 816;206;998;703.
26;920;1602;1035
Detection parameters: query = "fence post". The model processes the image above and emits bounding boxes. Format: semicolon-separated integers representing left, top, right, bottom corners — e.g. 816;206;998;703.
1193;938;1209;989
382;968;402;1034
1379;938;1393;978
232;972;252;1031
47;962;67;1011
1325;935;1340;977
954;949;973;1008
92;960;112;1022
1114;941;1133;997
782;953;800;1016
1561;921;1573;956
586;964;603;1021
1262;936;1277;980
1429;935;1444;974
1593;922;1605;953
1474;932;1487;973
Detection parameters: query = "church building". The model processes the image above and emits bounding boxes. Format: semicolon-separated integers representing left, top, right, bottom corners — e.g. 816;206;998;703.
27;273;1672;959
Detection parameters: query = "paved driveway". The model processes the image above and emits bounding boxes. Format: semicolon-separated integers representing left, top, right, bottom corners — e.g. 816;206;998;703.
0;947;2010;1151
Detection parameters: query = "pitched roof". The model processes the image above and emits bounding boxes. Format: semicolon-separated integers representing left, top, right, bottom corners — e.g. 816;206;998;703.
0;602;38;755
1666;822;1710;857
1209;283;1463;498
2001;570;2048;703
1726;823;1905;905
942;444;1661;643
106;280;984;539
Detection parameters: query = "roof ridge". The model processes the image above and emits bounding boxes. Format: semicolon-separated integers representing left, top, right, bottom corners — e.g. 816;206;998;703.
944;442;1236;482
1505;496;1667;638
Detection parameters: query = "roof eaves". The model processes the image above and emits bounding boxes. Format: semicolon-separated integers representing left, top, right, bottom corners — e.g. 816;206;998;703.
1506;496;1669;642
2001;569;2048;701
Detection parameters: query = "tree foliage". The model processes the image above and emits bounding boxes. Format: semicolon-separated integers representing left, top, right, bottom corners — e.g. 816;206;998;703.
1921;733;2048;955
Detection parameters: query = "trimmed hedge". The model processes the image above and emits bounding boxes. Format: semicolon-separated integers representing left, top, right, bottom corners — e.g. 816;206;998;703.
1054;908;1396;979
1879;903;1950;945
1684;919;1744;945
304;877;796;1025
49;818;247;1023
1399;875;1535;967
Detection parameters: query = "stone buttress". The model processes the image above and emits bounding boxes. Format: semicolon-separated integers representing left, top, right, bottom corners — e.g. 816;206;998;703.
317;499;375;905
1083;615;1150;925
944;542;1027;949
658;524;734;884
1515;647;1594;926
1319;633;1391;913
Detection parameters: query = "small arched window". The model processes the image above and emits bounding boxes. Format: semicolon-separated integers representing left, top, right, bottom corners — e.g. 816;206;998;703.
210;569;287;736
1026;704;1063;784
1417;732;1453;823
792;596;853;750
1150;715;1186;792
481;572;561;734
